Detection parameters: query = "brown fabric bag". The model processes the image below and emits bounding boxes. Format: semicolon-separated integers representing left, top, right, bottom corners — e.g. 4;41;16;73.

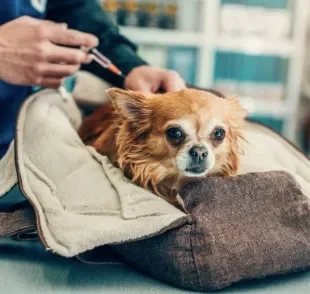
97;171;310;291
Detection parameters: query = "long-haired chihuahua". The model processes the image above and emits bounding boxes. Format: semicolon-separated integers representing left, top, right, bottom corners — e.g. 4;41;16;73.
79;88;247;206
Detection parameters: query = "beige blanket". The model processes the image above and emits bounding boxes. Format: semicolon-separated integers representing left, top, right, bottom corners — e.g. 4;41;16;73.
0;72;187;257
239;123;310;197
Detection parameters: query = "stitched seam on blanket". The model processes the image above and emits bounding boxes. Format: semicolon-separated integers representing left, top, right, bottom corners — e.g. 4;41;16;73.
0;143;18;196
24;155;57;195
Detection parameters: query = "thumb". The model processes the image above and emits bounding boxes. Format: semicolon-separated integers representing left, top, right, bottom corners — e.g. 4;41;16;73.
162;72;186;92
125;77;153;93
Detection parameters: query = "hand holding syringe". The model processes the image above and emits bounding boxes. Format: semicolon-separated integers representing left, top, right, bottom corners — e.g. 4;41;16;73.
59;46;126;101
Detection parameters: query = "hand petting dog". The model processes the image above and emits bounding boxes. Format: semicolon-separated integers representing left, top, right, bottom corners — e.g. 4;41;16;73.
125;65;186;93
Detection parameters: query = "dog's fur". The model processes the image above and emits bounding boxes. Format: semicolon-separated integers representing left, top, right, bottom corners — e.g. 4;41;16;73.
79;88;247;206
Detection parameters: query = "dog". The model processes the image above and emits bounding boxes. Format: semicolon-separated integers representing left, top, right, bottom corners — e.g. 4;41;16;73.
79;88;247;206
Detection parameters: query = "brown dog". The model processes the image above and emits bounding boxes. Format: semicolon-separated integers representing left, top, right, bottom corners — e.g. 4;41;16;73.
79;88;247;206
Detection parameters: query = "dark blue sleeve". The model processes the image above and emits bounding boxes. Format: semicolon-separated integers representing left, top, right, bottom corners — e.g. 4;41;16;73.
46;0;147;87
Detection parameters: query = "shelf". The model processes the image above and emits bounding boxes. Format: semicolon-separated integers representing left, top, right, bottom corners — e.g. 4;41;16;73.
120;27;295;57
238;96;288;118
120;27;296;59
120;26;203;47
216;35;294;57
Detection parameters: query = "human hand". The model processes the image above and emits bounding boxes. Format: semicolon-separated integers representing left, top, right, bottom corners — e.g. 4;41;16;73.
0;16;98;88
124;65;186;93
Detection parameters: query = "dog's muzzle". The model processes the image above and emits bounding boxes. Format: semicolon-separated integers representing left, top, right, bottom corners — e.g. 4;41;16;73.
186;146;208;174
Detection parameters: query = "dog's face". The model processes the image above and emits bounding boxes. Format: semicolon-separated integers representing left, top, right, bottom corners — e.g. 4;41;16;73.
107;88;247;190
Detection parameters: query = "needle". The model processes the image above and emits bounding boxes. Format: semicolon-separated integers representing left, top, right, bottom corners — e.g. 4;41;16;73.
82;47;126;79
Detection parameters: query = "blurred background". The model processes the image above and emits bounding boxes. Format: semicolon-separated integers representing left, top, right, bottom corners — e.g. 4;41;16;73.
100;0;310;155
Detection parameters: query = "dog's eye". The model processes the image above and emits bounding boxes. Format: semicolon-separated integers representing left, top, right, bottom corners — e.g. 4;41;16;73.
212;128;225;141
166;127;185;142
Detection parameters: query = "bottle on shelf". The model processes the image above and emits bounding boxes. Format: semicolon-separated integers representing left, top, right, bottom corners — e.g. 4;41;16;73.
123;0;140;27
138;1;160;28
137;0;148;28
159;1;178;30
101;0;119;24
116;0;126;26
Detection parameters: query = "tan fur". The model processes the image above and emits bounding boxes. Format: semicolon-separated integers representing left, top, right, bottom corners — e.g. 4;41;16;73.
79;88;247;205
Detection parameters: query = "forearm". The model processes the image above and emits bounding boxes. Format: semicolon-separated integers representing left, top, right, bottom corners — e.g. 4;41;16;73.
46;0;147;87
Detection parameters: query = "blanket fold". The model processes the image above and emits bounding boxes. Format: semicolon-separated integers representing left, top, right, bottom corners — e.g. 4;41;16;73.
0;78;187;257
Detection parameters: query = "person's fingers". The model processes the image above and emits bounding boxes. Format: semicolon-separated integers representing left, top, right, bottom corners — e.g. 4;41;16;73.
125;78;153;93
84;54;93;64
40;78;63;88
33;19;98;48
22;16;66;28
162;71;186;92
40;19;68;29
20;16;62;27
47;44;89;64
33;63;80;79
124;66;186;93
44;64;80;78
49;27;99;48
32;19;68;40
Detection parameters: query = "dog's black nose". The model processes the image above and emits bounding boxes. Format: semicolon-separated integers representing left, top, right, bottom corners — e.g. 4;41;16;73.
189;146;208;162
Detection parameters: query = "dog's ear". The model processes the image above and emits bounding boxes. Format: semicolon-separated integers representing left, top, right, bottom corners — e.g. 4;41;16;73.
106;88;152;131
223;96;247;175
106;88;150;118
225;96;247;128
